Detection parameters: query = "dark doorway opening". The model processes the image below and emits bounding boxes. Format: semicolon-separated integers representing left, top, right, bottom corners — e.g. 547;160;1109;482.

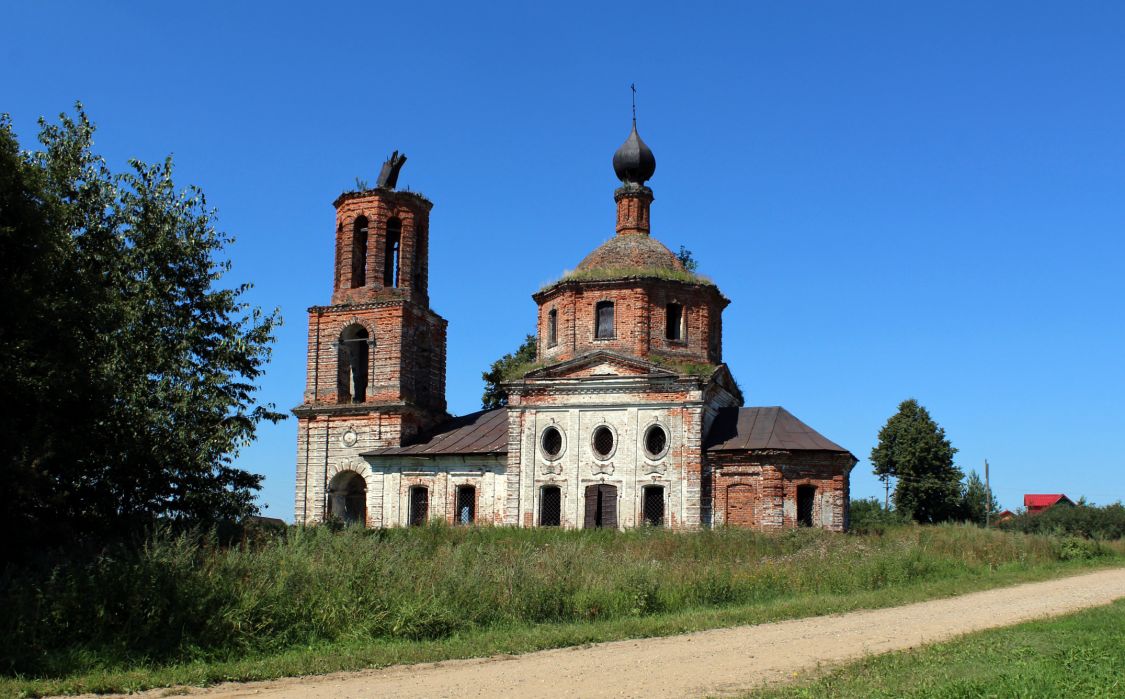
456;485;476;525
584;484;618;529
642;485;665;526
327;471;366;525
540;485;561;526
797;485;816;527
409;486;429;526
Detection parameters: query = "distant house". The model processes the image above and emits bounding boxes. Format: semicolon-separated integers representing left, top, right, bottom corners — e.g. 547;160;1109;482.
994;509;1015;525
1023;494;1075;515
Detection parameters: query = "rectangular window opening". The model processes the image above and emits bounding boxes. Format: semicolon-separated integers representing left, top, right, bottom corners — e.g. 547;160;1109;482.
540;486;561;527
409;486;429;526
665;303;683;341
595;301;615;339
456;485;476;525
642;486;665;526
547;308;558;347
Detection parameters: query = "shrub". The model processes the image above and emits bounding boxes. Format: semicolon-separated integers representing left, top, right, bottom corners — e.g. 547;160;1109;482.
1001;503;1125;540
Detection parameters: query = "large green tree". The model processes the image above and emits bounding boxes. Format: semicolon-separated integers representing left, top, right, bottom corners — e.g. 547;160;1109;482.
481;334;537;409
870;399;963;523
0;106;282;550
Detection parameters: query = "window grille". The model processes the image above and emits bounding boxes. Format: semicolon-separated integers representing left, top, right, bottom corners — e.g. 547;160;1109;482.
540;486;561;526
456;485;475;525
644;424;668;459
408;486;429;526
642;486;665;526
592;426;614;459
541;426;563;459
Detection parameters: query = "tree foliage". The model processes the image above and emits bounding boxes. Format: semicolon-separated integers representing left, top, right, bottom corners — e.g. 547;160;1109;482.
960;469;1000;525
1001;502;1125;540
0;106;282;551
481;334;537;409
870;399;963;523
676;245;699;272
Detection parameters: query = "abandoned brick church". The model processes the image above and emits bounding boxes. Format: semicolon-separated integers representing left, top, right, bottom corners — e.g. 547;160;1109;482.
293;124;857;530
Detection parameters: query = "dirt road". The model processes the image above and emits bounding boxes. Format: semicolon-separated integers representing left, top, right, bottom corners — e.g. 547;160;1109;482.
82;568;1125;699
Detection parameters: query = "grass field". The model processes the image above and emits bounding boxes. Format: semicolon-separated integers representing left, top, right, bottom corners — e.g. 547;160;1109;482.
751;598;1125;698
2;524;1122;697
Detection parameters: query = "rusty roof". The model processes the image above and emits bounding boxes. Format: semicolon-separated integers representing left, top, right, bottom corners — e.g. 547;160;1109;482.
361;408;508;457
704;406;852;454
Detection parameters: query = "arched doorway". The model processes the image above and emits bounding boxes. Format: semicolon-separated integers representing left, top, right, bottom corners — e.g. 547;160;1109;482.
337;325;370;403
327;471;367;525
725;483;755;527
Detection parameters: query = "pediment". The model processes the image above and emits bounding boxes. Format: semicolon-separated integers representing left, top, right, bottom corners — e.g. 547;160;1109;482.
524;351;675;380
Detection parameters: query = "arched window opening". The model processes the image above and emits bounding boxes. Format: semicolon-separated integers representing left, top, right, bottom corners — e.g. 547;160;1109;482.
384;217;402;288
797;485;816;527
665;303;684;341
584;484;618;528
540;485;562;527
408;486;429;526
595;301;615;339
413;223;426;290
327;471;367;525
547;308;558;347
642;485;665;526
351;217;368;288
337;325;370;403
456;485;476;525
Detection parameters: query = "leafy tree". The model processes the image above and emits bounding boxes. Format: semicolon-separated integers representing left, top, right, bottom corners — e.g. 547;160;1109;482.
848;496;907;534
676;245;699;272
960;469;999;525
481;334;537;409
0;106;282;551
870;399;963;523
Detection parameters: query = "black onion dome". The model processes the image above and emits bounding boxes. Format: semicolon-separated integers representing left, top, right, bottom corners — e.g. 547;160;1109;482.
612;124;656;185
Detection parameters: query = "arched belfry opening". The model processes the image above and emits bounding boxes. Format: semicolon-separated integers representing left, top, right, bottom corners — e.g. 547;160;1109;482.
384;217;402;288
337;324;370;403
351;216;368;288
327;471;367;525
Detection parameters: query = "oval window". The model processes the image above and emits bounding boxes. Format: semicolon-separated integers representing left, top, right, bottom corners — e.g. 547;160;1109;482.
644;424;669;460
541;425;564;460
591;425;615;459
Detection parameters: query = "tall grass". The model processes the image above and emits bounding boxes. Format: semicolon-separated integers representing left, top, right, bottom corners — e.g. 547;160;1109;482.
2;524;1120;678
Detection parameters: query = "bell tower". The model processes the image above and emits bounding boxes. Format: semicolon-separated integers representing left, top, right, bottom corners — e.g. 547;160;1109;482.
294;152;448;524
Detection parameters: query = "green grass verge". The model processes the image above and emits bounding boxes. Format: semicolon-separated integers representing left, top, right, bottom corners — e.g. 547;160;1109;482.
750;597;1125;698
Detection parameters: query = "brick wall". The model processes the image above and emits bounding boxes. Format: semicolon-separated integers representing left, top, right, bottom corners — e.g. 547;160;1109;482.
708;451;853;532
535;279;727;366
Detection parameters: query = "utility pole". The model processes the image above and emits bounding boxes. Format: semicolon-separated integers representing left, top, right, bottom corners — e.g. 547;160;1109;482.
985;459;991;527
884;476;890;511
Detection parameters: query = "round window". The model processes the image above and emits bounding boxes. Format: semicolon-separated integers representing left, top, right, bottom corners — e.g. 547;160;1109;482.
644;424;669;460
591;425;616;459
541;426;564;460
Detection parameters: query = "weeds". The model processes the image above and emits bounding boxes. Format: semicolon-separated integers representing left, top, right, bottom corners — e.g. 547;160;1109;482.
1;524;1121;681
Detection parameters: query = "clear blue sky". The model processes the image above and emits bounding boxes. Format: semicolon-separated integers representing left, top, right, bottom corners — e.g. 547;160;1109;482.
6;2;1124;520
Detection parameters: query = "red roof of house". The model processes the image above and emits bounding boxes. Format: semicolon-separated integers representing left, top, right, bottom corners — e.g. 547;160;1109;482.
1024;494;1072;508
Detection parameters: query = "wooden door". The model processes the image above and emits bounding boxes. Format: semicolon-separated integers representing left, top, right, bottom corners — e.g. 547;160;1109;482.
584;484;618;528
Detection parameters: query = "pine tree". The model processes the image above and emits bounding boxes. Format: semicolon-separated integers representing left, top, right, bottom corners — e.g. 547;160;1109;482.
870;399;963;523
961;470;1000;525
